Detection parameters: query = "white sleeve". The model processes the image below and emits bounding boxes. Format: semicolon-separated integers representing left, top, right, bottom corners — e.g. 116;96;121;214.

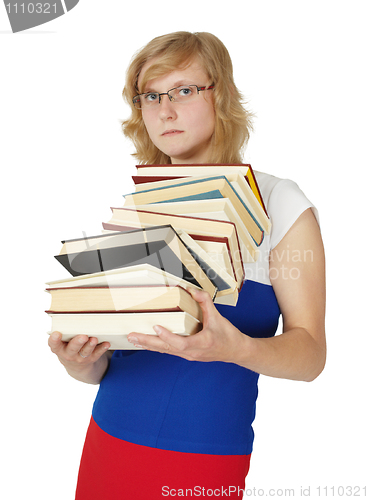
243;172;319;286
266;179;319;249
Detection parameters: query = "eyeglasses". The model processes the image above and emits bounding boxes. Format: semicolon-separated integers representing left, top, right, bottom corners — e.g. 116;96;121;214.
132;84;215;109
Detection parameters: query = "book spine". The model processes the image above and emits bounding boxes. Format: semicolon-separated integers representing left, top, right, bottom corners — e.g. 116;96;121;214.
46;307;184;314
220;177;265;245
132;175;184;184
246;166;268;216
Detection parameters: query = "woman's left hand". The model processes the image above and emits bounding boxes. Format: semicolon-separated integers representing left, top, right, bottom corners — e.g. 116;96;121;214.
127;288;247;363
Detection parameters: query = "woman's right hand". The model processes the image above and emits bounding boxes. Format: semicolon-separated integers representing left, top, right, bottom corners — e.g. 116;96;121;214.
48;332;111;384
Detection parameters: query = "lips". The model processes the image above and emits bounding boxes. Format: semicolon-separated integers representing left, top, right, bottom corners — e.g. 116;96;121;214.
161;129;184;136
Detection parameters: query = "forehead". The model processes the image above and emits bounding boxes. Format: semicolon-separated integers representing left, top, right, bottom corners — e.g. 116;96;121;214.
137;57;209;92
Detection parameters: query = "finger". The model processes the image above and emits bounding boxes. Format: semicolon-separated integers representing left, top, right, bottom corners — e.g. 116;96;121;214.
131;326;195;353
186;287;218;326
78;338;111;360
65;335;90;356
153;325;192;351
78;337;99;359
91;341;111;359
127;331;171;352
48;331;65;353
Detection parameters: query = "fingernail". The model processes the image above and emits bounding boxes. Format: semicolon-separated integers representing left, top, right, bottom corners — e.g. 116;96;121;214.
127;336;139;344
51;332;61;341
153;325;161;334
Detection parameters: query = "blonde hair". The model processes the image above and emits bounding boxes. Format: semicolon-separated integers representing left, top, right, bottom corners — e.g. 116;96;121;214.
122;31;253;164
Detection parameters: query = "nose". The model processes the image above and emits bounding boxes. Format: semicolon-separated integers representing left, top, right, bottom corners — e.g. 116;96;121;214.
158;93;177;120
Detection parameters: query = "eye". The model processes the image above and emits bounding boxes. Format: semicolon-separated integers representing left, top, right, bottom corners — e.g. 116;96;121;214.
178;86;195;97
144;92;159;103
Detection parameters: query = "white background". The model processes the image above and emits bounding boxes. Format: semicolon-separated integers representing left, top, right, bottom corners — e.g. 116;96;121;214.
1;1;369;498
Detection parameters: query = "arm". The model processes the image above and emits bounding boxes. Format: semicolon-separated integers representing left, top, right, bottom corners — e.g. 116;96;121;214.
48;332;112;385
237;208;326;381
127;209;326;382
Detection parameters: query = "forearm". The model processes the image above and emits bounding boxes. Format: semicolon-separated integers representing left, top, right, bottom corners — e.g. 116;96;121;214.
63;351;112;385
236;327;326;382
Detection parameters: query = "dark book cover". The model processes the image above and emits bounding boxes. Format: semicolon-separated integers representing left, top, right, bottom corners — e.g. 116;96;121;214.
55;225;217;298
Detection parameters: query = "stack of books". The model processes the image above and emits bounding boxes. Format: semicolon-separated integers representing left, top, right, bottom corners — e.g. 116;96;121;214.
46;164;270;349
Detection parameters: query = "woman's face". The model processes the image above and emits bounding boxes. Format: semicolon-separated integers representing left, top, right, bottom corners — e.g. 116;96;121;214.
137;59;216;164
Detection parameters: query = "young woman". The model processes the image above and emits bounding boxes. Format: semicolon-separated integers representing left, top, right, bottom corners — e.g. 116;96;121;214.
49;32;326;499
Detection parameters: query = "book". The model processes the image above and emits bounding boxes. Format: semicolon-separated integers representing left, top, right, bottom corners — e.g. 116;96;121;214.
129;199;258;263
46;263;203;291
191;238;234;277
123;176;264;247
100;227;239;305
134;163;267;216
54;225;218;299
175;230;239;305
133;171;270;235
46;165;271;349
47;311;202;350
101;227;239;306
103;207;244;286
46;284;203;320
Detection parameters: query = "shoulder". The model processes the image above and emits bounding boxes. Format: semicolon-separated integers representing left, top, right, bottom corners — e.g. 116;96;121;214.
255;171;319;249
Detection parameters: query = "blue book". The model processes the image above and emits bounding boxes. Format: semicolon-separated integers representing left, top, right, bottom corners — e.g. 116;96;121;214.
123;176;264;246
154;189;224;203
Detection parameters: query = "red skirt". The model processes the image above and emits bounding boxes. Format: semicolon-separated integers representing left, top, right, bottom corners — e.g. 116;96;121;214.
76;417;251;499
